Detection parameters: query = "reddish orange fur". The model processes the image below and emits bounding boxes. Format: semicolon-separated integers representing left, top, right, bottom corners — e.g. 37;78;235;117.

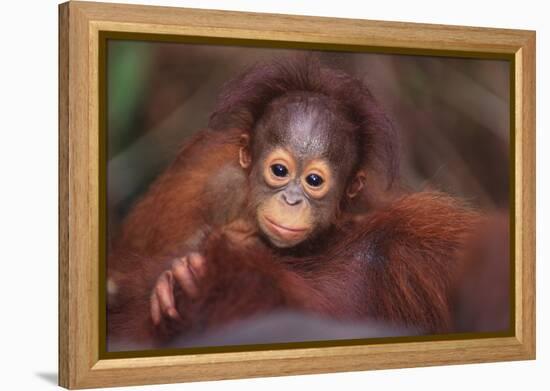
108;152;482;347
112;128;244;257
106;57;499;349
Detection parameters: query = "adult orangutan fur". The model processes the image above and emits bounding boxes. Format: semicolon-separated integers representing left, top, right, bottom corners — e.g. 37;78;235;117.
106;56;505;350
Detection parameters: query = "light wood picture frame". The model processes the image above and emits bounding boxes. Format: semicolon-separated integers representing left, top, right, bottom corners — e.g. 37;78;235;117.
59;1;536;389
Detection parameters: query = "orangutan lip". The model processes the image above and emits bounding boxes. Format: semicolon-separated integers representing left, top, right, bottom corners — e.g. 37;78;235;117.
264;216;307;233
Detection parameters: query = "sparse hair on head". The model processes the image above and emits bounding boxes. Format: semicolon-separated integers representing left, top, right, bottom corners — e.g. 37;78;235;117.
209;54;400;187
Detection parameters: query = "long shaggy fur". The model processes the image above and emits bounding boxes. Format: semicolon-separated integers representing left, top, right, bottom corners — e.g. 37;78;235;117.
107;56;488;349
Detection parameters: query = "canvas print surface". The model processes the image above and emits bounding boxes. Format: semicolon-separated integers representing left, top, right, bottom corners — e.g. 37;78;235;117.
105;41;511;352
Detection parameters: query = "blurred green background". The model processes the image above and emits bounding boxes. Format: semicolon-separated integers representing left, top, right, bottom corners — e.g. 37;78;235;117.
107;40;510;237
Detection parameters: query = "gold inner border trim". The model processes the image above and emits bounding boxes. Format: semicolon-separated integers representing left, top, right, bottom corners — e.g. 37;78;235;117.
96;30;516;360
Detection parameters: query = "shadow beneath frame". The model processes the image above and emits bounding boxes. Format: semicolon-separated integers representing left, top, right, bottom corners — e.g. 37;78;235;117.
35;372;58;385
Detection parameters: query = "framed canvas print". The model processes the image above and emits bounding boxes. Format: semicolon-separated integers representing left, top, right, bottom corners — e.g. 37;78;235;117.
58;1;536;389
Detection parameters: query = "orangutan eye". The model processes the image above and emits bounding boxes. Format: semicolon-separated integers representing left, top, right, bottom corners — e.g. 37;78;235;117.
271;164;289;177
305;173;324;187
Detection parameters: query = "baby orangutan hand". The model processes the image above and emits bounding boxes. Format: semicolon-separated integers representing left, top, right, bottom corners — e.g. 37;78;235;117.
150;252;206;326
150;220;260;328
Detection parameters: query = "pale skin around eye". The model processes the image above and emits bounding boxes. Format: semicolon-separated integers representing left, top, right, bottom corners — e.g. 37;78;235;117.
262;148;333;198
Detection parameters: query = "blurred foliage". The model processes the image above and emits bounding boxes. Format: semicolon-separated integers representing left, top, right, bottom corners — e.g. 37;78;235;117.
107;42;152;156
107;41;510;236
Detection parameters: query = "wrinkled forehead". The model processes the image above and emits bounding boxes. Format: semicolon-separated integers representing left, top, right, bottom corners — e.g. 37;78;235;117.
253;94;358;166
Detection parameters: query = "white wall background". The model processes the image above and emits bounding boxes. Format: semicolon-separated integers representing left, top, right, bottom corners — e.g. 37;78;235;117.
0;0;546;389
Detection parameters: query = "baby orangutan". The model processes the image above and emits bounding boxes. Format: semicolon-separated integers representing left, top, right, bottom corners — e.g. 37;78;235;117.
107;57;487;349
150;90;370;330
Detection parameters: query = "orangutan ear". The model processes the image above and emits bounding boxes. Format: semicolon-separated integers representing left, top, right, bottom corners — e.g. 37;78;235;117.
347;170;366;198
238;133;251;169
